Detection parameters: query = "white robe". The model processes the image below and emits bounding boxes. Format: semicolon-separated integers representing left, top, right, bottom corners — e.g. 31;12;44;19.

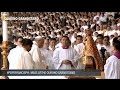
17;48;35;69
49;46;55;69
104;55;120;79
74;43;84;58
8;47;34;69
53;47;80;69
8;46;23;69
30;41;46;69
39;48;54;69
74;43;85;69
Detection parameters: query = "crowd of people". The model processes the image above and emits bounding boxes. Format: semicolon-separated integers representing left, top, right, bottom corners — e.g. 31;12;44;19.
0;12;120;79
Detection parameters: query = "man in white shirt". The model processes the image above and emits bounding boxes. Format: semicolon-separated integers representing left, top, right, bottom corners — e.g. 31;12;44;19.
17;39;35;69
53;36;80;70
104;37;120;79
30;36;47;69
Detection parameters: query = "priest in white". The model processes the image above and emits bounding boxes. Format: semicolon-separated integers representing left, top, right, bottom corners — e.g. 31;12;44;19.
53;36;80;69
74;35;84;58
104;37;120;79
30;36;47;69
8;39;34;69
48;38;57;69
42;38;54;69
8;36;23;69
73;35;85;69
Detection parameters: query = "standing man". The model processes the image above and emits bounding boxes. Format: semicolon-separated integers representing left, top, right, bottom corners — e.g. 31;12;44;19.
8;36;23;69
49;38;57;52
16;39;34;69
30;36;47;69
74;35;84;58
8;39;35;79
48;38;57;69
42;38;54;69
8;39;34;69
53;36;79;69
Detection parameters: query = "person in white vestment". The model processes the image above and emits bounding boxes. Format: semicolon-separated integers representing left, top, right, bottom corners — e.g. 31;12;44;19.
104;37;120;79
49;38;57;52
30;36;47;69
48;38;57;69
8;36;23;69
42;38;54;69
17;39;35;69
8;39;34;69
74;35;84;58
53;36;80;69
73;35;85;69
8;39;35;79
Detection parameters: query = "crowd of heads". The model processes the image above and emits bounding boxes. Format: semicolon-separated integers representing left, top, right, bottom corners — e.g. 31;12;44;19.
0;12;120;50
